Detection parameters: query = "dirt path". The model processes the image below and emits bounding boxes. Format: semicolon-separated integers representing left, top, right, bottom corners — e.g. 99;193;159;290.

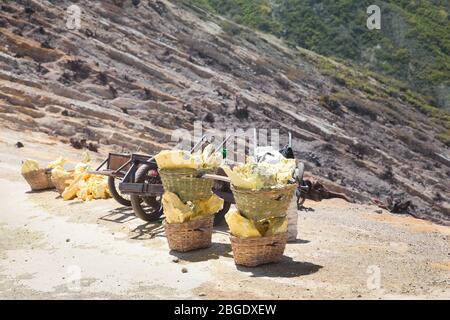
0;129;449;299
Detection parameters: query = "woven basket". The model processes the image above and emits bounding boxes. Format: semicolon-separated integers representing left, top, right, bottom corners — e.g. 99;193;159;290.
230;233;287;267
22;169;54;191
51;171;74;194
164;215;214;252
231;184;297;220
159;168;216;202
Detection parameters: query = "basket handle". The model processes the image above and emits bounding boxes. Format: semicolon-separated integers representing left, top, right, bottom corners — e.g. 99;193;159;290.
201;173;231;183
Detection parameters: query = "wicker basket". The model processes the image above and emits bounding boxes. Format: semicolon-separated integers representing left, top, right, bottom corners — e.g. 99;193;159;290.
22;169;54;191
231;184;297;220
159;168;216;202
51;170;74;194
164;215;214;252
230;233;287;267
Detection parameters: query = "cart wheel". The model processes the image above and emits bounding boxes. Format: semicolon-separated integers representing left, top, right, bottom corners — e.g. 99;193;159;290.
130;164;163;222
108;176;132;207
214;201;231;226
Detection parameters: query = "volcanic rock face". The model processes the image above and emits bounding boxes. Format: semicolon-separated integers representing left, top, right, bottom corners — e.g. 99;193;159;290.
0;0;448;224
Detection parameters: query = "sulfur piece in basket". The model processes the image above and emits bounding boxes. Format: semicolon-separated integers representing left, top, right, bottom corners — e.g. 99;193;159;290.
225;209;262;238
163;192;224;224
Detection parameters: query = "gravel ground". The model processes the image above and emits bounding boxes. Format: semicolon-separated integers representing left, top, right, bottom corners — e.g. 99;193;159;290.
0;129;449;299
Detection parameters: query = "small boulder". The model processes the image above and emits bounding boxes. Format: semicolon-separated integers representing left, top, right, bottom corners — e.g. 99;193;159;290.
203;112;215;123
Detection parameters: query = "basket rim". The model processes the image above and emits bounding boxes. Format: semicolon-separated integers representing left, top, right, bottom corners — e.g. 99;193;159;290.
230;232;288;244
22;168;52;176
159;167;218;175
164;215;214;227
231;183;297;194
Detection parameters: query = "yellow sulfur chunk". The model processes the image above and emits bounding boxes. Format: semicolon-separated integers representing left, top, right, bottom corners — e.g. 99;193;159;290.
162;192;193;224
163;192;223;223
76;179;90;201
225;209;262;238
51;167;72;180
274;159;297;185
222;166;259;190
62;173;85;200
74;175;110;201
74;163;88;175
21;159;40;174
222;158;296;190
89;176;111;199
191;194;224;220
155;150;199;170
47;157;67;169
81;151;91;164
265;217;288;236
52;152;110;201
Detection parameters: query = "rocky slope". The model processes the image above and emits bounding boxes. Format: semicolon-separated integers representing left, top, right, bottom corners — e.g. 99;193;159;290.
190;0;450;110
0;0;449;224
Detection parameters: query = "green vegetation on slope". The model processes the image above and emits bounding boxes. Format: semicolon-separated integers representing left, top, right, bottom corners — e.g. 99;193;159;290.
188;0;450;110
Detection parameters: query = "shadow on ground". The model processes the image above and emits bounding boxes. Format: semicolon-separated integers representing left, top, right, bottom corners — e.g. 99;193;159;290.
290;239;310;244
170;242;233;262
298;206;315;212
131;221;165;240
25;189;54;194
100;206;137;224
236;257;322;278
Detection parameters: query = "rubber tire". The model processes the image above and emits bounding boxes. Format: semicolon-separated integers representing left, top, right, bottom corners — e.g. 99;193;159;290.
108;176;132;207
214;201;231;226
130;164;163;222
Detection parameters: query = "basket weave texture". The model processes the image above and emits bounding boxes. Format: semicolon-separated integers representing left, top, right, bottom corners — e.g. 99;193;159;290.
230;233;287;267
159;168;216;202
231;184;297;220
164;215;214;252
22;169;54;191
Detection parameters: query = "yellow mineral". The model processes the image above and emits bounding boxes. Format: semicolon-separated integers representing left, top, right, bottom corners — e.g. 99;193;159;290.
225;209;262;238
51;167;72;180
155;146;223;170
191;194;224;219
222;158;296;190
62;173;85;200
155;150;199;170
163;192;224;223
47;157;67;169
265;216;288;236
90;176;111;199
222;166;259;190
162;192;193;224
21;159;40;174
